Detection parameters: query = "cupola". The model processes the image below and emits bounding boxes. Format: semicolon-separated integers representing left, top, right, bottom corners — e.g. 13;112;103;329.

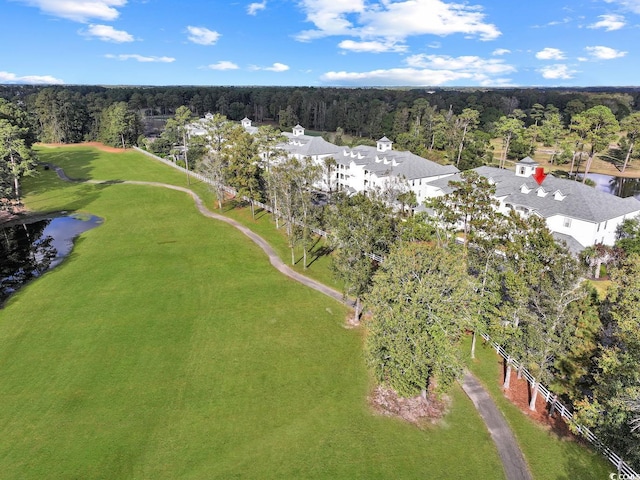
515;156;538;178
377;136;393;152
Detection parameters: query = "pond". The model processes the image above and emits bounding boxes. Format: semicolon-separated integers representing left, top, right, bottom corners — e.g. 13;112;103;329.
0;213;103;306
584;173;640;200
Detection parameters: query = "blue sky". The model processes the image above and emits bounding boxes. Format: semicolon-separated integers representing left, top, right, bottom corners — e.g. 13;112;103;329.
1;0;639;87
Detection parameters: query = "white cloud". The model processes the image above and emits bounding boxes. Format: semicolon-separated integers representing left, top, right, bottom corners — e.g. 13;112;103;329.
588;14;625;31
322;53;515;86
604;0;640;14
535;47;566;60
186;26;221;45
16;0;126;22
406;54;515;75
295;0;500;43
247;0;266;15
264;62;289;72
105;54;175;62
81;24;134;42
322;68;474;86
338;39;407;53
206;61;239;70
492;48;511;56
585;45;627;59
0;70;64;84
538;64;577;79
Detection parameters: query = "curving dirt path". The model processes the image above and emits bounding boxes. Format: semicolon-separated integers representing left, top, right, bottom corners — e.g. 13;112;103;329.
50;164;530;480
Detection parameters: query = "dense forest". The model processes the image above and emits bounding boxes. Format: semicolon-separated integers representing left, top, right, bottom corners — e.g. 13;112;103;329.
1;83;639;138
2;83;639;181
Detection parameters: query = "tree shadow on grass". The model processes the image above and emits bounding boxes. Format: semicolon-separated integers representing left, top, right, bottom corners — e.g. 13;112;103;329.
23;164;120;217
302;245;334;268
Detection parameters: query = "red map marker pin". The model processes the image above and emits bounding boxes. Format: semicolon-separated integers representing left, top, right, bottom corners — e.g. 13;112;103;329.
532;166;547;185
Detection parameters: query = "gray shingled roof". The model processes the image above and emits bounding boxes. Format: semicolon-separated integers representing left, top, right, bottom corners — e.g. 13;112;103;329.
340;145;458;179
429;166;640;223
280;133;342;157
553;232;586;255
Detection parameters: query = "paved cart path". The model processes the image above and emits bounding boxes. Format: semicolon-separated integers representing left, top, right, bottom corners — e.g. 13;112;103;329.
462;372;533;480
51;165;531;480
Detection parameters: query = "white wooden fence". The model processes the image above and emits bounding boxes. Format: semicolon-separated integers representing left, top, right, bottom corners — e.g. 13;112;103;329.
134;147;386;262
480;331;638;477
134;146;637;476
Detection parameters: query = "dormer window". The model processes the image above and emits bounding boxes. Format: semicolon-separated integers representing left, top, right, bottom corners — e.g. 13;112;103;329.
554;191;566;201
488;177;495;185
520;184;532;194
536;188;548;197
391;159;398;166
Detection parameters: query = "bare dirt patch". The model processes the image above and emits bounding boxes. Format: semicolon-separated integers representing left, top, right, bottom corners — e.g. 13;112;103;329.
369;386;449;427
37;142;128;153
500;366;575;440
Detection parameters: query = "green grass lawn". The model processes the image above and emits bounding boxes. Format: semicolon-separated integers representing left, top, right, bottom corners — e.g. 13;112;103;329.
0;146;506;479
462;336;612;480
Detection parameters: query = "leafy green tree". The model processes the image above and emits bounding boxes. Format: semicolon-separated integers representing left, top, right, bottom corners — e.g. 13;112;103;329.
571;105;620;183
529;103;545;126
254;125;287;227
365;242;474;397
575;254;640;469
616;214;640;255
327;192;397;322
196;113;236;209
99;102;141;148
269;155;324;267
426;171;504;357
165;106;193;183
293;157;322;268
552;287;601;401
225;125;263;217
539;112;565;164
503;216;586;409
0;118;37;211
426;170;498;252
454;108;480;167
580;244;623;279
495;115;524;168
322;156;337;193
620;112;640;173
0;99;36;147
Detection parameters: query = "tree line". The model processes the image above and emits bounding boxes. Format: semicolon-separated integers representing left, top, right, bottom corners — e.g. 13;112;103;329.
2;84;640;211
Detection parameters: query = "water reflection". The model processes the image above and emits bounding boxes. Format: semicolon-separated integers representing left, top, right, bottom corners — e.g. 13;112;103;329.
584;173;640;200
0;213;102;306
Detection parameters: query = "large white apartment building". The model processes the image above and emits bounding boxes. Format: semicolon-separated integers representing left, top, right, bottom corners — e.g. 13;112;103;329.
425;157;640;252
278;123;459;204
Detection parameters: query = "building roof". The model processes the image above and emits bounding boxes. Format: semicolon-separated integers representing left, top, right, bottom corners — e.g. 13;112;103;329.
428;165;640;223
280;132;342;157
338;145;459;180
553;232;586;255
518;156;538;165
